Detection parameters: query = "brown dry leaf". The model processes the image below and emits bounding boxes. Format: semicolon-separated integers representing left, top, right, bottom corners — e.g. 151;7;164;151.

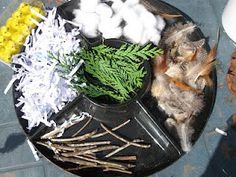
226;49;236;97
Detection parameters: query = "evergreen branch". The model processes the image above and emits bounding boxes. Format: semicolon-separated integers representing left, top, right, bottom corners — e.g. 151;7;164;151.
56;43;163;103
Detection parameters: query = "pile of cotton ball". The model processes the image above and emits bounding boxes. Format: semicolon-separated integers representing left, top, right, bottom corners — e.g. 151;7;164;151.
73;0;165;45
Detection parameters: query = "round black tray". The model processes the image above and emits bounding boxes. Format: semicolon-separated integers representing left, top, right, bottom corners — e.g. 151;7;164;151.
13;0;217;177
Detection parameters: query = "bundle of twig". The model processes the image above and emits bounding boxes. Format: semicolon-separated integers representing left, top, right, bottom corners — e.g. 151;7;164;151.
37;119;150;175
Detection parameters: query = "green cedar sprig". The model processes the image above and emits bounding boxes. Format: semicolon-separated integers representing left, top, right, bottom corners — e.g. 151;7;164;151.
56;43;163;103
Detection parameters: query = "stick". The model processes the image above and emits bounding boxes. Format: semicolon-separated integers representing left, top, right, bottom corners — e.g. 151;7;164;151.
61;145;119;157
160;13;182;19
92;119;130;138
36;141;52;149
67;165;105;171
105;139;143;158
72;117;93;137
105;143;130;158
51;130;97;142
75;155;127;169
103;167;132;174
54;155;97;167
109;156;137;161
101;123;151;148
67;141;111;147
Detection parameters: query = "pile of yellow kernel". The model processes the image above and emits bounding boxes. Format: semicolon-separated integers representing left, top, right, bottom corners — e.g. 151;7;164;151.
0;3;44;64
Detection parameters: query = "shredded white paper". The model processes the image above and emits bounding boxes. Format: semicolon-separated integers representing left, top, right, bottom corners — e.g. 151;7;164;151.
6;8;82;130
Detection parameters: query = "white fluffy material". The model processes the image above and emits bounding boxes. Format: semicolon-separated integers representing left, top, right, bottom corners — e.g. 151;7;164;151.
73;0;165;44
8;8;81;130
80;0;100;12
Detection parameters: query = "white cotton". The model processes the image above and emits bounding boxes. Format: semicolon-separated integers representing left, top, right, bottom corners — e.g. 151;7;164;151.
80;0;100;12
111;0;124;12
98;15;122;33
120;6;139;24
124;0;140;6
98;17;122;38
123;21;144;43
102;26;122;39
148;29;161;45
72;0;166;44
140;10;157;28
156;15;166;31
95;3;113;18
133;4;146;15
73;10;100;37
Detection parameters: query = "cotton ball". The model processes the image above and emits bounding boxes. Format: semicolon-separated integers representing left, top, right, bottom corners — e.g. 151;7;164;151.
121;6;139;24
98;17;122;38
98;15;122;30
123;21;144;43
102;27;122;39
110;14;123;27
111;0;124;12
133;4;146;15
124;0;140;6
140;10;157;28
156;15;166;31
139;33;149;45
142;28;161;45
95;3;113;18
80;0;100;13
73;10;100;38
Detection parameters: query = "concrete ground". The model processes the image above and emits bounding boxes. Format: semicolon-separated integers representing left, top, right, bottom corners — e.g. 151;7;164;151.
0;0;235;177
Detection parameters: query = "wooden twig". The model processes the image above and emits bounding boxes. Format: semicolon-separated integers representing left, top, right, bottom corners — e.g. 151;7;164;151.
105;143;130;158
84;154;97;159
103;167;132;174
36;141;52;149
92;119;130;138
51;130;97;142
160;13;182;19
105;139;143;158
51;144;79;151
67;141;111;147
41;117;85;139
61;145;119;157
67;165;106;171
54;155;97;167
109;156;137;161
75;155;127;170
72;117;93;137
101;123;151;149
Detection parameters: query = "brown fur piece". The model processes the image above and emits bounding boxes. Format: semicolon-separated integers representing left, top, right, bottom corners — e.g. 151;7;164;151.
226;49;236;97
152;22;217;152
